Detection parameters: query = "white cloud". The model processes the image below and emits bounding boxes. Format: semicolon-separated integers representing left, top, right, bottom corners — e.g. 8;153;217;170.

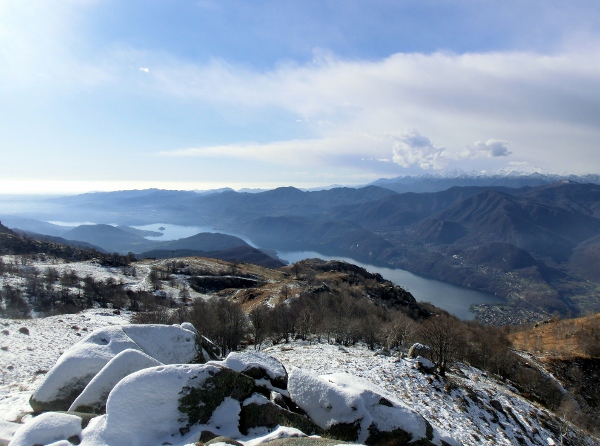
148;46;600;173
2;1;600;177
473;139;511;157
387;133;512;169
391;131;448;169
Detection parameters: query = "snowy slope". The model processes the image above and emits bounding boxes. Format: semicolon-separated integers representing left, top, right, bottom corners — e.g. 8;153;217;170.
0;310;130;444
2;309;597;445
265;342;597;446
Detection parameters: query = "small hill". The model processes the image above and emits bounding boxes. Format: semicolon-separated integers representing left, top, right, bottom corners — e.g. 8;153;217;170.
138;246;285;268
0;221;12;234
0;221;97;261
0;215;71;236
158;232;251;252
468;242;539;271
409;219;468;244
509;314;600;433
14;230;106;252
116;225;163;237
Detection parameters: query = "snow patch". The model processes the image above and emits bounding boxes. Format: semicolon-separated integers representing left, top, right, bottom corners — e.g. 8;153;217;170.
68;349;162;413
9;412;82;446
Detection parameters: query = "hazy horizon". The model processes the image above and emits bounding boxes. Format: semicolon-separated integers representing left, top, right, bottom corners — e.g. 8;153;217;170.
2;1;600;195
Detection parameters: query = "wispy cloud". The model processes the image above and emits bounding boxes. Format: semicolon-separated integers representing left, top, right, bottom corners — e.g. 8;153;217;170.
150;47;600;173
2;0;600;186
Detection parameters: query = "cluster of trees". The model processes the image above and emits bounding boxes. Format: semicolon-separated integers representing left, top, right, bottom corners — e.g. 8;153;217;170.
0;261;177;317
130;285;577;427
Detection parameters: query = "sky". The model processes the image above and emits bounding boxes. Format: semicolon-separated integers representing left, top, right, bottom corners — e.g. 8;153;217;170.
1;0;600;194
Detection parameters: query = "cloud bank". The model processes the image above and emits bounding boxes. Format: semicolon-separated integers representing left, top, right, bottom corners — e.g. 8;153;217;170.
2;0;600;188
148;48;600;174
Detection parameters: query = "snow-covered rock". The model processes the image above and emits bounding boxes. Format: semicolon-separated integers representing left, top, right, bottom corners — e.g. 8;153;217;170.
29;326;140;413
120;325;197;365
68;349;163;414
30;324;198;413
415;356;437;374
0;421;20;446
408;343;431;359
287;368;458;445
8;412;82;446
217;351;288;392
80;363;255;446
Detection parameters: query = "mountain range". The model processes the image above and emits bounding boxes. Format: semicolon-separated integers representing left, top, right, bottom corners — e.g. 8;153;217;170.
3;175;600;323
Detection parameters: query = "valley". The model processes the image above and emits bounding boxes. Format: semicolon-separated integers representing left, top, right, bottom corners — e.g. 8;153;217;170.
3;177;600;325
1;220;599;445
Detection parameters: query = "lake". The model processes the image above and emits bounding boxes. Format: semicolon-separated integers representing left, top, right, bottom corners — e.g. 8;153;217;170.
46;220;503;319
277;250;504;320
131;223;259;246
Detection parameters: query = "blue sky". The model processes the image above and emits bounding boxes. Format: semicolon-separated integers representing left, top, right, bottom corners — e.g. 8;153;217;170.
1;0;600;193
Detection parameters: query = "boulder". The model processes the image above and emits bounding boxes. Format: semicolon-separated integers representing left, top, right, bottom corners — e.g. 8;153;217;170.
30;324;198;413
196;335;222;363
215;351;288;392
68;349;163;414
9;412;82;446
490;400;504;413
81;363;255;446
415;356;437;374
239;393;323;436
287;368;458;445
204;436;244;445
270;390;290;410
408;343;431;359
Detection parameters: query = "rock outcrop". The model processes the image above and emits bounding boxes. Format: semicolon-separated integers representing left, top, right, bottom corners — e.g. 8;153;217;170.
29;324;198;413
18;325;458;446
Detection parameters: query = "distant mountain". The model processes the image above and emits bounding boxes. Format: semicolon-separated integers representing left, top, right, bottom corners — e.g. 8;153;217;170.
412;189;600;261
193;185;399;225
0;215;72;236
240;215;395;262
569;234;600;282
326;186;520;230
33;186;398;228
7;180;600;321
370;170;600;193
520;181;600;219
13;230;106;253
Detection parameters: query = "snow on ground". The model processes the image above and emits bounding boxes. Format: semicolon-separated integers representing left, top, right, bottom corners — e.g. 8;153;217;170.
265;342;593;446
1;297;595;446
0;310;130;424
0;256;237;310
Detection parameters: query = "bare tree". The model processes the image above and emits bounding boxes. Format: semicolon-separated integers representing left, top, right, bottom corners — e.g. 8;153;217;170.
419;314;464;376
249;304;270;350
384;311;417;350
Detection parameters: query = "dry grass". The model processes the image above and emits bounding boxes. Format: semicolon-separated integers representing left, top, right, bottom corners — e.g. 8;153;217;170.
509;313;600;358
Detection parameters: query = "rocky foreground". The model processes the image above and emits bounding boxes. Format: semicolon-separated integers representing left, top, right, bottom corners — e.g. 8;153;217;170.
7;323;456;446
